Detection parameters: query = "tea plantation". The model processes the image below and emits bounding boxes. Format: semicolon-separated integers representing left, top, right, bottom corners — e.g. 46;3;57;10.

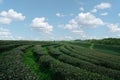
0;39;120;80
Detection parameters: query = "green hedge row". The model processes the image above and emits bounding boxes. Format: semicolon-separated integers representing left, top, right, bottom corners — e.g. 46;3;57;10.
48;46;61;58
58;46;120;80
0;45;39;80
66;44;120;70
32;45;46;61
61;45;100;65
0;44;20;52
39;55;113;80
94;44;120;53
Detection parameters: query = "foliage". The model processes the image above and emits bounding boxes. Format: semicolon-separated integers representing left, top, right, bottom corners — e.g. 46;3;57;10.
0;45;39;80
39;55;113;80
0;40;120;80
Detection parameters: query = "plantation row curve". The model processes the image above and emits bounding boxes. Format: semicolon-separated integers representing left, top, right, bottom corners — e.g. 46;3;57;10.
0;39;120;80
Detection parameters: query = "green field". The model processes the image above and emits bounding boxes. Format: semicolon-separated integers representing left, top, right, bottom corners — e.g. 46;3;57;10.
0;39;120;80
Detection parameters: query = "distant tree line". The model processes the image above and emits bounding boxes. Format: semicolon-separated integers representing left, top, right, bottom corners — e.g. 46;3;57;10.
86;38;120;45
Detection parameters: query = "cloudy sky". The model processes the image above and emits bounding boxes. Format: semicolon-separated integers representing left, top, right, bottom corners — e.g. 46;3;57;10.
0;0;120;40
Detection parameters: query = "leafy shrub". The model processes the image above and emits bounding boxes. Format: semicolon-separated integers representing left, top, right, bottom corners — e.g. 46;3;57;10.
48;46;61;58
67;44;120;70
33;45;46;61
0;44;20;52
58;49;120;80
0;46;39;80
94;44;120;53
39;55;113;80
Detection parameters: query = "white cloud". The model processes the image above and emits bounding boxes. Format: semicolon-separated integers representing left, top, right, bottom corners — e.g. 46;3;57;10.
0;9;25;20
91;9;97;13
0;27;11;36
64;12;104;30
64;19;78;29
0;27;14;40
95;3;111;9
56;13;65;17
79;7;84;11
76;12;104;27
107;24;120;33
64;36;73;40
117;34;120;37
72;30;86;37
86;36;102;40
30;17;53;34
0;9;25;25
0;17;11;24
0;27;26;40
72;30;84;34
15;36;25;40
100;12;108;16
90;3;111;14
63;12;105;39
51;36;73;40
118;13;120;17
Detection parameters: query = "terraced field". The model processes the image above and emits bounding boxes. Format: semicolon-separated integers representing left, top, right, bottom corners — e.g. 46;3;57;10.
0;41;120;80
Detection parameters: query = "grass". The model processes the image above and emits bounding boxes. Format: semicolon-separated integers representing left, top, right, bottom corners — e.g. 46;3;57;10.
89;43;120;56
1;40;120;80
22;47;52;80
77;42;120;56
90;43;94;49
0;52;5;58
42;46;49;54
94;48;120;56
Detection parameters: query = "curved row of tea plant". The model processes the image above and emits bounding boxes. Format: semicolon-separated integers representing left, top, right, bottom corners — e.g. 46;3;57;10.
64;44;120;70
1;41;120;80
0;44;21;52
0;45;39;80
38;45;114;80
57;45;120;79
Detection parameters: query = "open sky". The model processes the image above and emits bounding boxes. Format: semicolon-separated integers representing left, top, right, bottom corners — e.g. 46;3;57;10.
0;0;120;40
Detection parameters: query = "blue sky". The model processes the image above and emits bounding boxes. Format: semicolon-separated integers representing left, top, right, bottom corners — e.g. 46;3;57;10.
0;0;120;40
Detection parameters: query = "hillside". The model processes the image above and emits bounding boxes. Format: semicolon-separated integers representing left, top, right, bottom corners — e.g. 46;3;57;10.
0;40;120;80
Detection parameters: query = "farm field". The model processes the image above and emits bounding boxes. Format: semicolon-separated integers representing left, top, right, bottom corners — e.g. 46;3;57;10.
0;39;120;80
1;0;120;80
